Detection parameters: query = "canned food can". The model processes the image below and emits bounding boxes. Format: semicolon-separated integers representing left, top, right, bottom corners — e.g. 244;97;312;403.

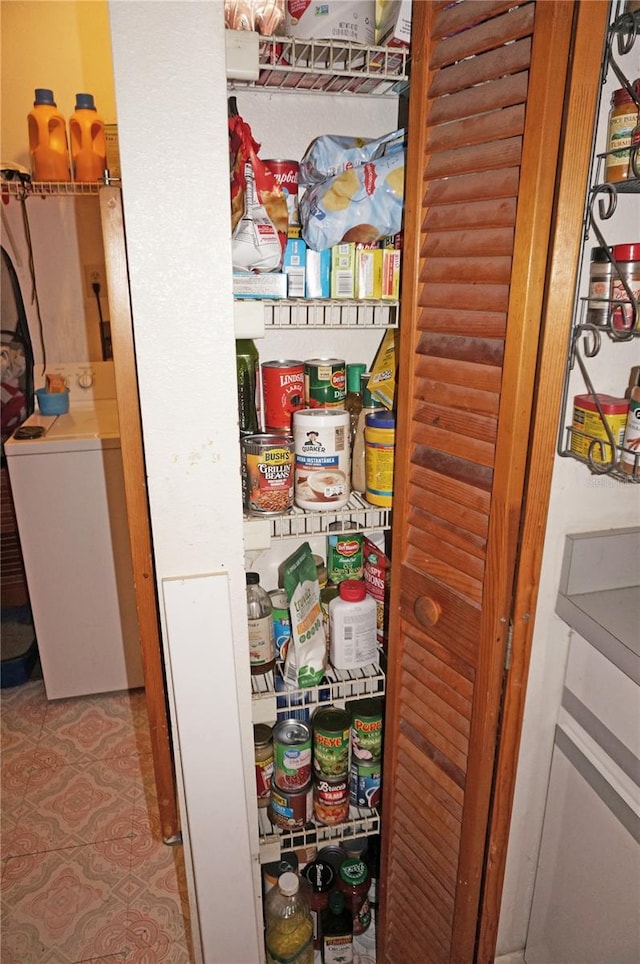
305;358;346;409
350;697;384;764
263;159;300;228
313;773;350;825
262;360;305;433
349;759;381;809
327;528;365;584
269;589;291;662
317;843;347;875
312;706;351;778
273;718;312;790
268;783;313;830
293;408;351;511
241;434;294;515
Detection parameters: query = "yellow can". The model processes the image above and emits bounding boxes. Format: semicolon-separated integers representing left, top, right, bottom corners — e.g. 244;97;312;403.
365;411;395;507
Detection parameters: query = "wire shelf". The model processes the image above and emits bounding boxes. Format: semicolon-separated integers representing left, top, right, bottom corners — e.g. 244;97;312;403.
251;35;409;96
1;180;102;197
260;299;399;328
258;804;381;862
245;494;391;540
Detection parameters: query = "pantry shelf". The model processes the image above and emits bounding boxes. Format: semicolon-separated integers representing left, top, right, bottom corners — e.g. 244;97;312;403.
243;495;391;549
251;659;386;725
226;31;409;97
257;804;381;864
233;298;399;338
1;180;102;197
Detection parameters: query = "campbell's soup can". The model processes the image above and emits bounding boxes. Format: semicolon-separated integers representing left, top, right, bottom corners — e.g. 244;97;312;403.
293;408;351;511
263;159;300;229
262;360;305;432
305;358;346;408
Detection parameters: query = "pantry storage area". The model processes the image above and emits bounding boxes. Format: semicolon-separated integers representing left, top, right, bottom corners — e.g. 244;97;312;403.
105;2;622;962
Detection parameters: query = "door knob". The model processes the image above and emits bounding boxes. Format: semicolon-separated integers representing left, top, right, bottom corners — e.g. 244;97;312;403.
414;595;441;627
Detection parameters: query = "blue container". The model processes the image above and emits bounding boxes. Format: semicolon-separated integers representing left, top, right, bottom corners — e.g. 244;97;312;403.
36;388;69;415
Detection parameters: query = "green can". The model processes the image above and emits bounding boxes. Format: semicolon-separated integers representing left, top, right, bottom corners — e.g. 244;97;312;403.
350;697;384;764
305;357;346;408
327;525;364;583
312;705;351;778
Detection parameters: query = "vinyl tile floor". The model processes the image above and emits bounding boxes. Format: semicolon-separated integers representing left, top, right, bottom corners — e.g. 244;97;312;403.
1;676;195;963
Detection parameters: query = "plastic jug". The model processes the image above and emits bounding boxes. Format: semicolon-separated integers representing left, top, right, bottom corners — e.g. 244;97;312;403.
27;89;70;182
69;93;106;182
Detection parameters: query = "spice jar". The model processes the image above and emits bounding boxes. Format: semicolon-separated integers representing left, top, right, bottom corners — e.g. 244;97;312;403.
254;723;274;808
586;246;612;327
610;242;640;332
605;87;638;183
301;860;335;951
337;857;371;935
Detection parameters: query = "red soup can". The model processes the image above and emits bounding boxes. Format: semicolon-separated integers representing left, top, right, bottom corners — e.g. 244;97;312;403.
262;360;305;432
263;159;300;229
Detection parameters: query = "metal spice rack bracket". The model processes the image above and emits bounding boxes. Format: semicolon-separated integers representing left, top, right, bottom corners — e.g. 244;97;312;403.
557;8;640;483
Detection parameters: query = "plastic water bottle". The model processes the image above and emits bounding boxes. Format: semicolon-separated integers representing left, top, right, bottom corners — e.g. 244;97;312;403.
27;89;70;182
265;872;314;964
69;93;106;182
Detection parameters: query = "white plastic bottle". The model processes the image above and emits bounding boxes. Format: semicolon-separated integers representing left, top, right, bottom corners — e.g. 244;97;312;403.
329;580;377;670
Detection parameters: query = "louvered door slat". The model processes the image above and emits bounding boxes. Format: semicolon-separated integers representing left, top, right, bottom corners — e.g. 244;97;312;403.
381;2;580;960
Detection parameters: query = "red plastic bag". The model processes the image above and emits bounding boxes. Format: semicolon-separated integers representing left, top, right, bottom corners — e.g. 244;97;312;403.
229;111;288;271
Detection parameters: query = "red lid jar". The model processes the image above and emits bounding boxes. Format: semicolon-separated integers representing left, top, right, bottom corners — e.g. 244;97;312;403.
337;857;371;935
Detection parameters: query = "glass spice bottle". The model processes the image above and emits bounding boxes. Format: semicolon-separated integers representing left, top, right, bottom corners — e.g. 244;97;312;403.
605;86;638;183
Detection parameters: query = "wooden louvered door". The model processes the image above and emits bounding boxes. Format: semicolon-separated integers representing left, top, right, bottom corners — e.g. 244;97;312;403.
379;2;586;961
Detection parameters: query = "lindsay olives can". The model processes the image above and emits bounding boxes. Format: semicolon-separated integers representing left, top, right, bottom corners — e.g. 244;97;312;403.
293;408;351;511
268;783;313;830
242;434;294;515
305;358;346;408
273;718;312;791
312;706;351;778
262;360;305;432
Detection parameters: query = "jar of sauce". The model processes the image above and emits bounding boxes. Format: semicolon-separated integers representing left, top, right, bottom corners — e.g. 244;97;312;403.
254;723;274;808
337;857;371;935
301;860;335;950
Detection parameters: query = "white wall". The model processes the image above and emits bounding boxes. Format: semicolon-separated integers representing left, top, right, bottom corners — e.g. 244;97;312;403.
497;30;640;954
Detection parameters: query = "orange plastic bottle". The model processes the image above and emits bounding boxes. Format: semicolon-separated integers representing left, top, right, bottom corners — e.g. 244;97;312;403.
69;93;106;183
27;89;71;182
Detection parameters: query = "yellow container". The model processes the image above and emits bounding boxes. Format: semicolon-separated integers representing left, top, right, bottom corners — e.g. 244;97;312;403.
570;394;628;464
69;93;106;183
365;411;395;506
27;89;70;182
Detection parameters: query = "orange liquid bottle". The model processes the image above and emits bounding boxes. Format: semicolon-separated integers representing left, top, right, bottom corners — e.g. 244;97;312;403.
69;93;106;183
27;88;71;182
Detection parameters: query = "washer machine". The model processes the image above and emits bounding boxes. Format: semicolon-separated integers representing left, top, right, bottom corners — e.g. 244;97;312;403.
5;361;144;699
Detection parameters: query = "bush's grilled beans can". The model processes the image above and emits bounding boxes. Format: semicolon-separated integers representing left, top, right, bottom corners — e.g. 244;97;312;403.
350;697;384;764
263;159;300;229
305;358;346;408
313;773;350;825
268;783;312;830
293;408;351;511
273;718;312;791
350;759;382;808
269;589;291;662
241;434;294;515
262;360;305;432
312;706;351;778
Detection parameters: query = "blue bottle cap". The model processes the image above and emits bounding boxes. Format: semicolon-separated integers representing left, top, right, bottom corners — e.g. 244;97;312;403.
34;89;56;107
75;93;96;111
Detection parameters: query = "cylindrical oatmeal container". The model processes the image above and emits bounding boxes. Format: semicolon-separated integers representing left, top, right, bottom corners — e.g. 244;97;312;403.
262;360;305;432
293;408;350;511
241;433;294;515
